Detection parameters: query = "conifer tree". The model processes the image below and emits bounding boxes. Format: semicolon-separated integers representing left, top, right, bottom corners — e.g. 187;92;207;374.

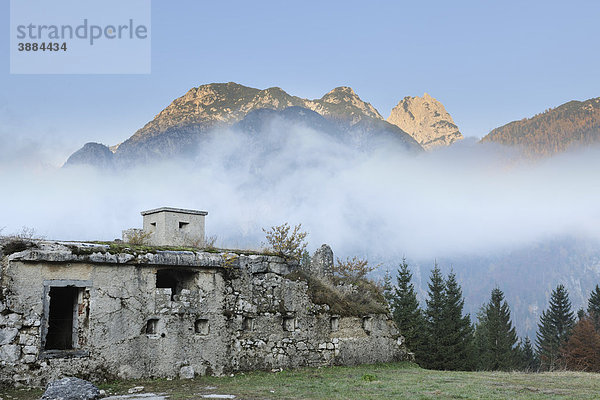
440;272;473;370
422;263;446;370
382;269;394;305
389;259;425;364
520;337;540;372
473;307;489;370
536;284;576;370
475;288;519;371
587;284;600;329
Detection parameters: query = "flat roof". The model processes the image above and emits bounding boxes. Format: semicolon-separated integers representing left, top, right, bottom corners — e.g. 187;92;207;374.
141;207;208;216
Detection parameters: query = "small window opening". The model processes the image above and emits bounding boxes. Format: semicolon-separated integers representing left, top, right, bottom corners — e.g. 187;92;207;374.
156;269;196;300
45;286;79;350
179;221;189;229
283;316;296;332
330;316;339;332
146;318;159;335
362;316;373;334
242;316;254;331
195;319;209;335
150;222;157;229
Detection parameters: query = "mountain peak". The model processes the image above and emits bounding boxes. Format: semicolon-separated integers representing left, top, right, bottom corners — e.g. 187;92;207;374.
324;86;356;96
387;93;463;150
313;86;383;122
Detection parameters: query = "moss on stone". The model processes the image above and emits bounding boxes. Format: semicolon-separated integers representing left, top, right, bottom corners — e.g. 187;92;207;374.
1;239;38;256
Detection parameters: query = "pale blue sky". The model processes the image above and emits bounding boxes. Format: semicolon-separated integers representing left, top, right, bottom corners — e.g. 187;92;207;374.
2;0;600;162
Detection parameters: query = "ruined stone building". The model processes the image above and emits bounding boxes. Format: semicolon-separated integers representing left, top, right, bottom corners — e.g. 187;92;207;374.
0;208;409;387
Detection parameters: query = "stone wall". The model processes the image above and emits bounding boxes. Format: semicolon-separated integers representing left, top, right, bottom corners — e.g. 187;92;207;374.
0;241;410;387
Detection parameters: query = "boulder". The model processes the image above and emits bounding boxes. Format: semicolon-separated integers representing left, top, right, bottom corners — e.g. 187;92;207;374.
41;377;101;400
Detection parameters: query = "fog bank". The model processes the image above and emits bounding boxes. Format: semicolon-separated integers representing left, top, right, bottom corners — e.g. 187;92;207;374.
2;122;600;263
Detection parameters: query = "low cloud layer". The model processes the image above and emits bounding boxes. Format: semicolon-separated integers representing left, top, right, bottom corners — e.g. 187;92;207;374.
2;120;600;263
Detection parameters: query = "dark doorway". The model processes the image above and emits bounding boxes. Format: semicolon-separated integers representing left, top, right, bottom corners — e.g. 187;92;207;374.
45;286;78;350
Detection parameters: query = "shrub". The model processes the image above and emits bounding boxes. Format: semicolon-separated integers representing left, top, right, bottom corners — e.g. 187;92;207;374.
0;226;43;256
334;256;376;281
183;234;217;249
126;229;153;246
262;223;308;259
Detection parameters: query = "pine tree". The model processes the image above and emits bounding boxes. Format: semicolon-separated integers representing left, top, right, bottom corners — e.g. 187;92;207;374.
473;307;489;370
520;337;540;372
389;259;425;364
476;288;519;371
422;263;446;370
382;269;394;305
439;272;473;370
536;284;576;370
588;284;600;330
561;316;600;372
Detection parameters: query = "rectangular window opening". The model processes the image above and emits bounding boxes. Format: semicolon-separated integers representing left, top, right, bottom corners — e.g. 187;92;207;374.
283;316;296;332
179;221;189;229
146;318;159;335
242;316;254;331
330;316;339;332
44;286;79;350
156;269;196;300
194;319;209;335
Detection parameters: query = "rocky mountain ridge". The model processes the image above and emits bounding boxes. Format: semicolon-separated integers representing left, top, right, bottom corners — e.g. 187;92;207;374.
65;83;463;167
127;83;383;144
480;97;600;156
387;93;463;149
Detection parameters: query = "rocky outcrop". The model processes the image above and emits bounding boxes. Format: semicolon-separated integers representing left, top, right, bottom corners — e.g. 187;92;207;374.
305;86;383;125
387;93;463;150
307;244;334;279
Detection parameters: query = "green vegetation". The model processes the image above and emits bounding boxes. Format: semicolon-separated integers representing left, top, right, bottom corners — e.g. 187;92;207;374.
333;256;375;281
286;270;387;317
0;238;37;256
262;223;308;259
587;284;600;330
384;260;425;362
71;241;278;257
536;284;575;370
0;227;42;256
6;362;600;400
415;265;474;370
474;288;520;371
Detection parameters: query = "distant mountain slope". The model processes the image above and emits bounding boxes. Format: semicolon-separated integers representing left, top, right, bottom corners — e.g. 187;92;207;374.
481;97;600;156
387;93;463;149
66;82;423;167
64;142;114;169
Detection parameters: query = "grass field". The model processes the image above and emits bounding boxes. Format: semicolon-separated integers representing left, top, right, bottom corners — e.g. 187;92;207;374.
3;362;600;400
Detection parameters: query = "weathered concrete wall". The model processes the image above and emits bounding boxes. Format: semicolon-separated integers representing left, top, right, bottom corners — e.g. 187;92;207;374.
0;242;409;387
